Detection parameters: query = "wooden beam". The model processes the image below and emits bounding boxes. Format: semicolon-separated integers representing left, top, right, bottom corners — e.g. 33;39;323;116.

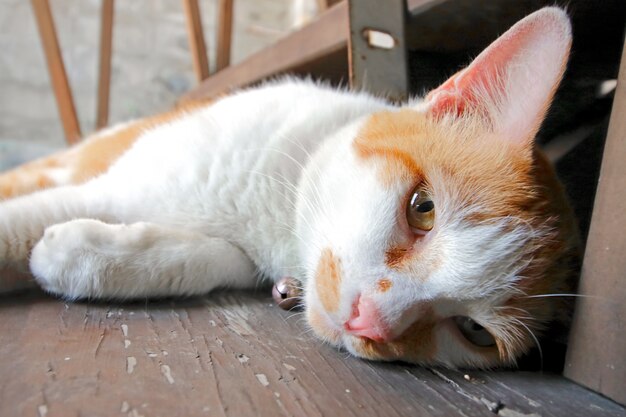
564;38;626;407
30;0;81;144
347;0;409;101
317;0;344;11
181;0;445;103
96;0;114;129
182;1;349;102
216;0;233;72
182;0;210;82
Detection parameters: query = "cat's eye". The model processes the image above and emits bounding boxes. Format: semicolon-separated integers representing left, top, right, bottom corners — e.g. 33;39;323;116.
454;316;496;347
406;187;435;232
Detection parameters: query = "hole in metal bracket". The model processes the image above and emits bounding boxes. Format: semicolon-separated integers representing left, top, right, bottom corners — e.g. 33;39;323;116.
362;29;396;50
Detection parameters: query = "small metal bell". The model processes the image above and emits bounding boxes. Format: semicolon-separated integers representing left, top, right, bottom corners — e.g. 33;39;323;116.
272;276;302;310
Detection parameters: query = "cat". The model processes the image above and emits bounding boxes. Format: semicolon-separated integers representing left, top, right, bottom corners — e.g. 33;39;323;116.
0;7;579;368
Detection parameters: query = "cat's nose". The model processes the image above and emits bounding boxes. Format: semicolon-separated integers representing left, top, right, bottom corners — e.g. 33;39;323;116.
344;294;393;343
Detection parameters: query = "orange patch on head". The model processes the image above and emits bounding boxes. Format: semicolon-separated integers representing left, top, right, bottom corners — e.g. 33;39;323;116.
315;248;342;313
376;278;392;293
385;246;411;269
353;110;424;187
353;109;539;222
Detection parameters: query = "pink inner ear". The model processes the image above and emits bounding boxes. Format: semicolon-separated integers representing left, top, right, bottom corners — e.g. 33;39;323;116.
425;21;532;119
424;7;572;142
425;70;471;117
426;49;516;118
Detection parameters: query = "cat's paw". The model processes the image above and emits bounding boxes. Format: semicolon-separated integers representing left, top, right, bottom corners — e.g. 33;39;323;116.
30;219;112;298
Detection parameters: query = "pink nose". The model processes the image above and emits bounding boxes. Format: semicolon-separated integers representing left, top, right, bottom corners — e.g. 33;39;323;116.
344;295;393;343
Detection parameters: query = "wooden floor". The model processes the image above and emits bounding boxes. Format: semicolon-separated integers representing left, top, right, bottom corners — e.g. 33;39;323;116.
1;290;624;417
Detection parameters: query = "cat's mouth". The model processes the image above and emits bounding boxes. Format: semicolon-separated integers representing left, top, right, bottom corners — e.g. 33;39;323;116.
307;302;401;348
306;305;388;358
306;298;442;363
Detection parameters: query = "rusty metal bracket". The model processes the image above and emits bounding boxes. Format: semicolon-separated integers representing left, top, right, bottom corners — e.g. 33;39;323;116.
348;0;409;101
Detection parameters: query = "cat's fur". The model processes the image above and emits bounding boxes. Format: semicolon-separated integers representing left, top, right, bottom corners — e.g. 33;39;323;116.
0;8;579;368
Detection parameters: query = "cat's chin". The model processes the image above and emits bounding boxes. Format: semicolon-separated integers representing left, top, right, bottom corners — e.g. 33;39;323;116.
306;304;426;363
341;335;388;361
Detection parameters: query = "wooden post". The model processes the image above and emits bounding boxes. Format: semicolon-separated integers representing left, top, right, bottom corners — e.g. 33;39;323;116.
317;0;344;12
30;0;81;144
182;0;210;82
181;2;349;103
96;0;114;129
216;0;233;72
564;39;626;406
347;0;409;101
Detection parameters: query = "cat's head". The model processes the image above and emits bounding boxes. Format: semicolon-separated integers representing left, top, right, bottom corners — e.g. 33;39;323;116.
298;7;579;368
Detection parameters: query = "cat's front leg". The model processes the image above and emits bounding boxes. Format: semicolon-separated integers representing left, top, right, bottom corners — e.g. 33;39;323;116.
30;219;256;299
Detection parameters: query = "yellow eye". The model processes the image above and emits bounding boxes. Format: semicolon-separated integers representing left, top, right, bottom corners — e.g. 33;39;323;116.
406;187;435;232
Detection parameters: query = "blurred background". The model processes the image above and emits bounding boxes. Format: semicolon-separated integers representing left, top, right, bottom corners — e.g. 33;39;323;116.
0;0;315;163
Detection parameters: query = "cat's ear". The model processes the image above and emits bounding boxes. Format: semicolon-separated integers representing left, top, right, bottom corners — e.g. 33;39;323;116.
423;7;572;147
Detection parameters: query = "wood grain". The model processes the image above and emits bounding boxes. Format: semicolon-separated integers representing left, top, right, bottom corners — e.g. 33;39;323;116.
216;0;233;72
181;1;349;102
96;0;114;129
564;39;626;406
182;0;210;83
317;0;344;12
1;290;623;417
30;0;81;144
182;0;625;105
180;0;554;103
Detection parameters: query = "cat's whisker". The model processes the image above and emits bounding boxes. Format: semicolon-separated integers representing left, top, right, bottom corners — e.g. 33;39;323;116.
285;310;306;321
243;146;330;216
247;170;322;241
267;140;332;208
260;144;337;231
276;265;308;272
242;169;301;207
524;293;602;300
241;169;323;252
285;140;329;201
297;327;318;340
510;316;544;371
493;305;537;322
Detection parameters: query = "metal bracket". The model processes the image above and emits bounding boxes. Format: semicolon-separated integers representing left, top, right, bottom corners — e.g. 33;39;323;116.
348;0;409;101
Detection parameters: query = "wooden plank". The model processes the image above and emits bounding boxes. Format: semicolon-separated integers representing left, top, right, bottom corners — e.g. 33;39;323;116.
1;290;624;417
182;0;210;82
317;0;344;11
30;0;81;144
216;0;233;72
564;39;626;406
347;0;409;100
96;0;114;129
181;0;624;103
418;369;626;417
182;1;349;103
181;0;471;103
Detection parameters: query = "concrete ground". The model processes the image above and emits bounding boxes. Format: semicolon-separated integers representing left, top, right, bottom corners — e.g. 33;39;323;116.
0;0;313;169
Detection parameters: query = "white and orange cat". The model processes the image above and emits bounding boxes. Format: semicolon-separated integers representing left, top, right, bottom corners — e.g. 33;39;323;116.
0;8;579;368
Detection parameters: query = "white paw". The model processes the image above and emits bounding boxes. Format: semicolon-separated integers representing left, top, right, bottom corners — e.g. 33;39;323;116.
30;219;111;299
